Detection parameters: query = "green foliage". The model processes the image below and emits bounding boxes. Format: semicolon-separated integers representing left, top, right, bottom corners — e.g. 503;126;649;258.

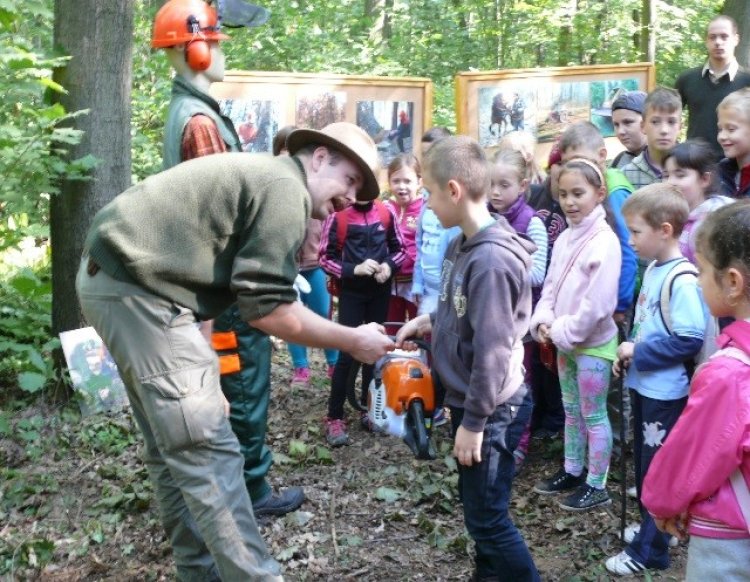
78;417;138;456
0;0;96;253
0;262;58;397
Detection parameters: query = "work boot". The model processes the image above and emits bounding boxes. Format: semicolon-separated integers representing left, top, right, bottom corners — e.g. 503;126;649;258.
252;487;305;517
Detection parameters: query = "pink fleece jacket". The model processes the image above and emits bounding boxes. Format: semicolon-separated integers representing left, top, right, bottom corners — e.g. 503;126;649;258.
530;204;620;352
642;320;750;540
385;196;423;280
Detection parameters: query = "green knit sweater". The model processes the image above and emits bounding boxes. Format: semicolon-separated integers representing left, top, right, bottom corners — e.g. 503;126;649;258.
84;153;311;321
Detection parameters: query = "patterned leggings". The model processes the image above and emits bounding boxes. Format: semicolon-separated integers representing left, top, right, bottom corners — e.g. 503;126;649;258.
557;352;613;489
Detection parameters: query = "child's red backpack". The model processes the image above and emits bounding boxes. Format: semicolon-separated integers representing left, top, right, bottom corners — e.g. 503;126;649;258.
326;201;392;297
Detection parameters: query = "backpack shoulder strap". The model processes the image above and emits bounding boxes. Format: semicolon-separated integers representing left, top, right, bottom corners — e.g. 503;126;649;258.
711;345;750;366
659;259;698;334
374;200;392;230
335;210;350;252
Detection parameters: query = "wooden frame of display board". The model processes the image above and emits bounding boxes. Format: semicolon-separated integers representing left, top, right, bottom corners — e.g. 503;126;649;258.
455;63;656;163
211;71;433;185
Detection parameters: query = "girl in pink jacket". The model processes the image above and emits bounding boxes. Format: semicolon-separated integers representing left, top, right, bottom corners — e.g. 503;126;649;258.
385;154;424;326
642;200;750;581
530;158;621;512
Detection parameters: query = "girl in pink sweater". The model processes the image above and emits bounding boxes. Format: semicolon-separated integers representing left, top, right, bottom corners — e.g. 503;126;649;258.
642;200;750;581
530;158;621;511
385;154;424;327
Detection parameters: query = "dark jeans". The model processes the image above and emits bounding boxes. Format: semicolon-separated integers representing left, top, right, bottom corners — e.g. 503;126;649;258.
328;287;390;419
627;389;687;569
528;341;564;433
450;387;540;581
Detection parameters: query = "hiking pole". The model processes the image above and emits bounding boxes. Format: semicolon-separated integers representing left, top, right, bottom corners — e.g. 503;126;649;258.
616;321;627;542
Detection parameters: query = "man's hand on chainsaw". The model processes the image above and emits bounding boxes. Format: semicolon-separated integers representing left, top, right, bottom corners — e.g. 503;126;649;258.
454;426;483;466
350;322;395;364
394;314;432;351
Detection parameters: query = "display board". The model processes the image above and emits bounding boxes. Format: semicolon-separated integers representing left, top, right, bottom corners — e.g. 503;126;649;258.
211;71;433;179
455;63;656;161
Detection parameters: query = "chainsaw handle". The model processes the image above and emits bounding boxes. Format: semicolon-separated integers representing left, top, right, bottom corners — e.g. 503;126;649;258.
382;322;431;353
387;334;430;353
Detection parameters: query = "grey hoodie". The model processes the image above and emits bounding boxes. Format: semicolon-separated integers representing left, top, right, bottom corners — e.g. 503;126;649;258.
431;218;535;432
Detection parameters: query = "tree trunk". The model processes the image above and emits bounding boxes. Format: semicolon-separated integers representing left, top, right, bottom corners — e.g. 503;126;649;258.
724;0;750;68
51;1;134;335
639;0;655;63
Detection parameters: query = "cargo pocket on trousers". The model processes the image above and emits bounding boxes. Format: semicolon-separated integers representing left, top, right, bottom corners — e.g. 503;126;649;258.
141;364;225;453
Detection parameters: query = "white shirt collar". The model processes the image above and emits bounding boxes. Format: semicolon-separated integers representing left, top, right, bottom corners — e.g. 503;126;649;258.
702;59;740;82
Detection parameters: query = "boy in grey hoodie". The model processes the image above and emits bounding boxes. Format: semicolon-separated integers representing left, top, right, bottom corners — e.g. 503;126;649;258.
396;136;539;581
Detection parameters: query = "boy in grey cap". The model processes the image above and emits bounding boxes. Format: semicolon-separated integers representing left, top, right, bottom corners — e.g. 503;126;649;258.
610;90;648;169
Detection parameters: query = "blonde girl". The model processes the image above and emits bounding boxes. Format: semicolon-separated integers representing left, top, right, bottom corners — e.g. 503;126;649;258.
643;200;750;581
385;154;423;325
497;130;546;185
717;87;750;199
489;150;548;288
663;140;733;263
530;158;620;512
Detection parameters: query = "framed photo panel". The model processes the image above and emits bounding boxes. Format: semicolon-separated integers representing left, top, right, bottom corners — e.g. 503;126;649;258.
60;327;129;417
211;71;433;181
455;63;655;163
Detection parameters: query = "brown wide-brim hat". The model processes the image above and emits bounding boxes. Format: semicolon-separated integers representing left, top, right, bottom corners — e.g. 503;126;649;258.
286;122;381;201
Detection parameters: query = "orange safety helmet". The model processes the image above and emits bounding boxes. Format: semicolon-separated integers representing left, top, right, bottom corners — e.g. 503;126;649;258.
151;0;229;71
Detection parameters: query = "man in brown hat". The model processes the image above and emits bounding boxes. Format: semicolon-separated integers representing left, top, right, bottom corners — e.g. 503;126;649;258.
76;122;393;581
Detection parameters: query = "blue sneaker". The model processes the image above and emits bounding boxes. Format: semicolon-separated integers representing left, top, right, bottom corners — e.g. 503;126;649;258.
432;407;447;427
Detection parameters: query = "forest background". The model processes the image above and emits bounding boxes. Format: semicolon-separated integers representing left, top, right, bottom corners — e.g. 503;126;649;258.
0;0;744;578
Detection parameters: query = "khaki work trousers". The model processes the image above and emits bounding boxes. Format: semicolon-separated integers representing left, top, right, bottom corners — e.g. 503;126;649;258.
76;260;282;582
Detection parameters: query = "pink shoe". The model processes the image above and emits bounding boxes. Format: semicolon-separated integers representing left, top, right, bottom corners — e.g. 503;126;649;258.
324;417;350;446
291;367;311;385
327;364;336;379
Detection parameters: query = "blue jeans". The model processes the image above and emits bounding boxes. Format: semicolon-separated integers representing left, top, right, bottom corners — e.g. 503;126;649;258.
627;389;687;569
287;268;339;368
450;387;539;581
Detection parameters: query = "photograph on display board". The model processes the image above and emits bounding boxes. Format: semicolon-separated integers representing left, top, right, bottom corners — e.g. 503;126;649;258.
457;64;655;163
295;89;346;130
60;327;129;417
534;81;591;143
219;98;281;153
356;100;414;167
478;84;538;147
589;78;639;137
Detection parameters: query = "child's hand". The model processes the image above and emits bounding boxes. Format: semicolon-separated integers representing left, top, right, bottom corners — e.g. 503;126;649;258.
354;259;380;277
616;341;634;362
612;358;628;377
395;315;431;350
654;513;688;541
537;323;551;344
374;262;391;284
454;425;483;466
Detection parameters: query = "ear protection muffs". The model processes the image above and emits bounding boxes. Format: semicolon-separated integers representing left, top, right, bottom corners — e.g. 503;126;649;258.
185;39;211;71
183;14;211;71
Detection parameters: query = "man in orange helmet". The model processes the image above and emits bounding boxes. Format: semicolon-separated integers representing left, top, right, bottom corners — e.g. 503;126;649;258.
152;0;307;525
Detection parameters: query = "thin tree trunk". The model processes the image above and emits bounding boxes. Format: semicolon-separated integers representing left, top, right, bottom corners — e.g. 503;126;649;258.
640;0;655;62
724;0;750;68
51;1;134;336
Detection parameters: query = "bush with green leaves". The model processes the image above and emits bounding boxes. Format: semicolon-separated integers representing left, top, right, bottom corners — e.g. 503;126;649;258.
0;0;98;253
0;263;58;395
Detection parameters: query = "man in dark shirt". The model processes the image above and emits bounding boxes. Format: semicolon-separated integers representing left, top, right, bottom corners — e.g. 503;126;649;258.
676;15;750;159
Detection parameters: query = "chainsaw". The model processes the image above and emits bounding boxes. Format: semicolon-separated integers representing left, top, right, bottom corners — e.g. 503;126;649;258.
347;329;437;460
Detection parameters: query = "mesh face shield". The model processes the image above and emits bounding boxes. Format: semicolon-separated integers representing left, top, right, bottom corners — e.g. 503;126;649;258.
214;0;270;28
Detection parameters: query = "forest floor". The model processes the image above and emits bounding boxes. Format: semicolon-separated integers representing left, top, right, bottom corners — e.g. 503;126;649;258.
1;347;687;581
